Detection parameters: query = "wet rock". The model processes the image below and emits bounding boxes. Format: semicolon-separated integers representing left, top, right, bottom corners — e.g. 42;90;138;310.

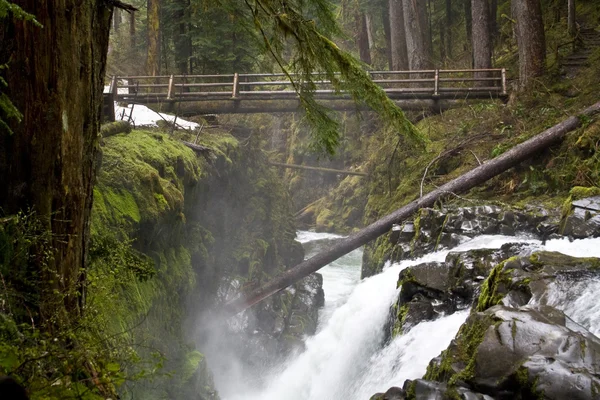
561;193;600;239
387;205;560;263
475;251;600;312
389;243;538;335
424;305;600;400
370;386;407;400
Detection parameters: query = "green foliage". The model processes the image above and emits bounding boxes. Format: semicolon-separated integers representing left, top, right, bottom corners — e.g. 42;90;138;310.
232;0;425;154
0;212;138;399
0;2;41;134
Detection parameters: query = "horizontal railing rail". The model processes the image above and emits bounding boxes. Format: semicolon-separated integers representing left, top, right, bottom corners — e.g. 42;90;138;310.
107;69;508;104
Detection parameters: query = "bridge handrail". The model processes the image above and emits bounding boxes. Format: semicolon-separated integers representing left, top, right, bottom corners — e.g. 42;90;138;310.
108;68;507;101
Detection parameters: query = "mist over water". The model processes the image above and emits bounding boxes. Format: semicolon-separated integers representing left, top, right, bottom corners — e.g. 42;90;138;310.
211;233;600;400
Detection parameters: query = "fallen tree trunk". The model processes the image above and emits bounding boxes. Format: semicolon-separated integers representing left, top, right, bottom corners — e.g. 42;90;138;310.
100;121;132;138
223;101;600;316
181;141;211;154
269;162;368;177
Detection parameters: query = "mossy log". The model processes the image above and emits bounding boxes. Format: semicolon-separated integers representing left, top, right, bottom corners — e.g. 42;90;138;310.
223;100;600;316
100;121;132;138
269;162;368;177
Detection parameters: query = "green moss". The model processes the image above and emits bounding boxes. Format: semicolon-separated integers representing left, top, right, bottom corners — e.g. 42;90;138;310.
425;313;494;386
392;304;410;337
476;257;517;312
515;366;544;400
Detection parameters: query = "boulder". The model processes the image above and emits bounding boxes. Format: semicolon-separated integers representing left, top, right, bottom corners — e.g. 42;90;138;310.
389;243;537;335
423;305;600;400
475;251;600;312
387;205;560;262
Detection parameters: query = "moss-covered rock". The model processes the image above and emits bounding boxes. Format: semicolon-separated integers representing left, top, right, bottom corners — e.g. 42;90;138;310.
89;128;323;399
475;251;600;312
422;305;600;400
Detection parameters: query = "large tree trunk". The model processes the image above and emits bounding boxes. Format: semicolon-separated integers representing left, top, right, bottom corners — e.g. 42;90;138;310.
490;0;498;42
512;0;546;88
445;0;453;60
402;0;433;70
464;0;472;50
147;0;161;76
390;0;409;70
356;11;372;65
382;6;394;69
223;101;600;315
568;0;576;37
471;0;492;80
173;0;192;74
0;1;112;323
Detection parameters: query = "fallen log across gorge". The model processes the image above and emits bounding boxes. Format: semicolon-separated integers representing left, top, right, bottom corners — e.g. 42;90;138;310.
222;100;600;317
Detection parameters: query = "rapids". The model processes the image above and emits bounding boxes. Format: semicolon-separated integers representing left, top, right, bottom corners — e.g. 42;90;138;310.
220;233;600;400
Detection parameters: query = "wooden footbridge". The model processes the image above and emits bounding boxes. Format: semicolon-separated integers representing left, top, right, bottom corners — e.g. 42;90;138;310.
104;69;507;119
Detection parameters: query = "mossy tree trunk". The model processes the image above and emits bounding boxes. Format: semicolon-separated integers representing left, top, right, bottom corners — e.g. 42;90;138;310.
0;1;112;325
147;0;161;76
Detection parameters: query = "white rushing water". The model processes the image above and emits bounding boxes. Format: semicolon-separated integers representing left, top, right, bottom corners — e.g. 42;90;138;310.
529;237;600;337
222;234;600;400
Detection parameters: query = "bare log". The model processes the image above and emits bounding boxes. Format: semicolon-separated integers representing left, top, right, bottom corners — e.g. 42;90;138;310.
100;121;132;138
269;162;368;177
223;100;600;316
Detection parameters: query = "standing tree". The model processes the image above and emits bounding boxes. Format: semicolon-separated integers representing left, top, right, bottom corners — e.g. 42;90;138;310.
512;0;546;88
390;0;409;69
568;0;576;37
0;1;113;324
402;0;433;69
147;0;161;75
445;0;453;60
356;11;372;64
471;0;492;78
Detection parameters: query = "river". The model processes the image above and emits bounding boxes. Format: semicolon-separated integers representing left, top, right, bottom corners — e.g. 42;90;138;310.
221;232;600;400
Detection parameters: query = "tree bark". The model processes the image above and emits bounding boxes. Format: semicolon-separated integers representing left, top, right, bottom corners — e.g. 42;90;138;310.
390;0;409;70
174;0;192;74
471;0;492;81
0;1;112;322
113;8;121;32
356;11;372;65
130;10;136;50
568;0;576;37
512;0;546;88
402;0;433;70
147;0;161;76
223;100;600;316
490;0;498;42
382;6;394;69
464;0;472;50
446;0;453;59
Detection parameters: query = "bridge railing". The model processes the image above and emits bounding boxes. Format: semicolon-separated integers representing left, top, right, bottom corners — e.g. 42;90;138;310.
108;69;507;103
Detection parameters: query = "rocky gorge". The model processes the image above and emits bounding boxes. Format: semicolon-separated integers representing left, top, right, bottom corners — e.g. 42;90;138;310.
370;194;600;399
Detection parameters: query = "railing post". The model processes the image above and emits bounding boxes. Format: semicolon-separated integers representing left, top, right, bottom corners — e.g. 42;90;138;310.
501;68;507;96
232;72;240;99
434;69;439;97
167;74;175;100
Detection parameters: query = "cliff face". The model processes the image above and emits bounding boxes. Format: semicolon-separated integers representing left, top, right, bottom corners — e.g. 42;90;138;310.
89;128;323;399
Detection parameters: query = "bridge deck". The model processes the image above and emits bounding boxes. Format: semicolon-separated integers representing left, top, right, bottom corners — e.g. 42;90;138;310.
106;69;507;116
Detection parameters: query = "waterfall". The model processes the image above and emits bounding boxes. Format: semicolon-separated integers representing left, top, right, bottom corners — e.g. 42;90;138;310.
220;234;600;400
